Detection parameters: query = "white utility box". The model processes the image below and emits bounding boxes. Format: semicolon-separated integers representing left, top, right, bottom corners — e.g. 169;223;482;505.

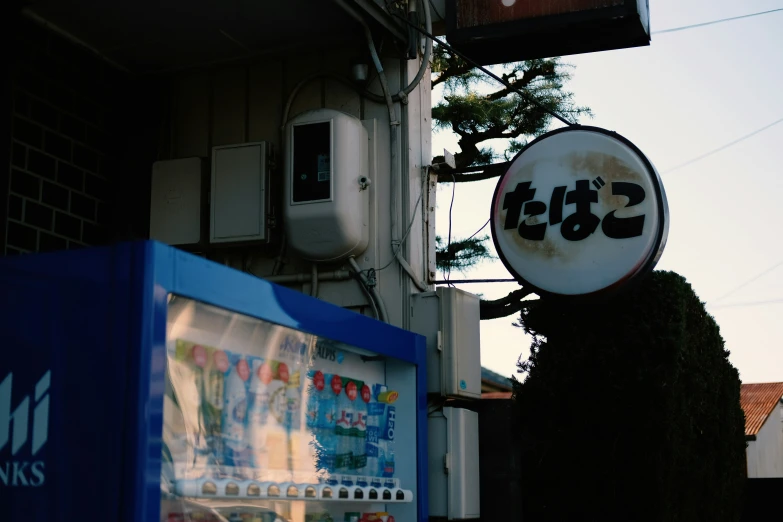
150;157;203;245
210;142;270;244
440;287;481;399
283;109;369;262
428;407;481;520
411;288;481;399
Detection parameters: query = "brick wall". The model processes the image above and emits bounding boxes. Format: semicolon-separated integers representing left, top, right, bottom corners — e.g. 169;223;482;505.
6;18;118;255
5;15;160;256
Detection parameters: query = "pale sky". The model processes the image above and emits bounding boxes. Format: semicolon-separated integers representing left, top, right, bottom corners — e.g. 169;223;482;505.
432;0;783;384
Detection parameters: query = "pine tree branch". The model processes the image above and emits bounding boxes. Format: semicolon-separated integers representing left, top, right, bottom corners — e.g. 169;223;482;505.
434;162;511;183
431;43;481;89
485;62;554;101
433;62;474;87
480;288;536;320
453;141;483;168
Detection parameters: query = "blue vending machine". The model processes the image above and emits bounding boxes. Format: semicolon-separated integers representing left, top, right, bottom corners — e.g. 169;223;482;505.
0;241;427;522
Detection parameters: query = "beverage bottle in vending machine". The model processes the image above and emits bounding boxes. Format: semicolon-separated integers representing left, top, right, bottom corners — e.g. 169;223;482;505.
351;384;371;476
365;385;385;481
377;390;398;479
306;371;328;468
246;359;273;475
284;370;302;431
379;407;396;479
222;354;251;473
284;368;304;477
335;379;357;473
184;343;210;472
305;370;325;433
204;349;229;470
262;361;290;481
318;374;342;476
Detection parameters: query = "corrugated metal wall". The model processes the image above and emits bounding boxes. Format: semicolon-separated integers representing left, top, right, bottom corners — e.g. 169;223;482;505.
168;51;363;159
164;48;432;328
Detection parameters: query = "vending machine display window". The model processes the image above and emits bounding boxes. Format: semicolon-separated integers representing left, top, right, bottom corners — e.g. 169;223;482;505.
161;298;417;522
0;241;426;522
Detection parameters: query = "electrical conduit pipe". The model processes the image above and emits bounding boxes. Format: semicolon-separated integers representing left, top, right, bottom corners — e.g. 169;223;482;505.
347;3;428;292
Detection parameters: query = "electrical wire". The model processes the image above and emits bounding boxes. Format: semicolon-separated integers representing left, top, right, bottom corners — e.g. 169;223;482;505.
348;256;388;322
434;278;517;285
349;267;381;320
437;211;492;284
662;117;783;174
360;0;433;103
375;169;429;272
652;8;783;35
333;0;431;291
466;217;490;242
435;216;492;283
444;173;456;285
390;11;576;127
708;298;783;310
712;260;783;304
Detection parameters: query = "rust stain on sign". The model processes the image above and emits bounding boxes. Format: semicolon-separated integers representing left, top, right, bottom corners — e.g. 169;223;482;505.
565;151;642;208
456;0;625;29
512;229;563;259
499;160;567;260
512;211;564;260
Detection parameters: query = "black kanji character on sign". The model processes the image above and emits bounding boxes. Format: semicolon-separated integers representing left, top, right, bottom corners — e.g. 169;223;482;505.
560;180;600;241
602;182;646;239
502;182;547;240
502;182;534;230
548;186;567;226
520;199;547;240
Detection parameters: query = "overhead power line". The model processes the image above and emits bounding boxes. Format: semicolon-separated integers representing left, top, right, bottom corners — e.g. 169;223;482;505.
392;11;576;127
434;278;518;285
662;117;783;174
652;8;783;35
709;298;783;310
712;260;783;304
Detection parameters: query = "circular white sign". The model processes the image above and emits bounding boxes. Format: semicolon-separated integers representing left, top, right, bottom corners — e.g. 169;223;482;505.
491;126;669;296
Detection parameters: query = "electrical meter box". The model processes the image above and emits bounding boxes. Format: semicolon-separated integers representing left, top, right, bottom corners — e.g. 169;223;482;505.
150;157;203;245
210;142;271;244
428;407;480;520
284;109;370;262
411;288;481;399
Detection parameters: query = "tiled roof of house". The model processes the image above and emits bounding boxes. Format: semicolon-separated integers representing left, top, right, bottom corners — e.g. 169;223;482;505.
482;391;513;399
740;382;783;437
481;367;513;391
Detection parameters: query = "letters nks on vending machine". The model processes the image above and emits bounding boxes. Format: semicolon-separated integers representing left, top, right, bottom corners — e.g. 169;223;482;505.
0;241;427;522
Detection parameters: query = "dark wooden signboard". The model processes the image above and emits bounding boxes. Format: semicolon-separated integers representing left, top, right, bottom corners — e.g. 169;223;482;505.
446;0;650;64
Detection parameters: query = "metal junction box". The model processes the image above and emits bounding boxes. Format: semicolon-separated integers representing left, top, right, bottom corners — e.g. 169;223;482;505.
428;406;481;519
150;157;203;245
283;109;370;262
411;287;481;399
210;142;271;244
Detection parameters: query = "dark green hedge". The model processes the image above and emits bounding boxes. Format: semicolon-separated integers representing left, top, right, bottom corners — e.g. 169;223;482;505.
512;271;746;522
